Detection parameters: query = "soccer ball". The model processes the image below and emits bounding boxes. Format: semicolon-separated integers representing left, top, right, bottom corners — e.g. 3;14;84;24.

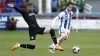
72;46;80;53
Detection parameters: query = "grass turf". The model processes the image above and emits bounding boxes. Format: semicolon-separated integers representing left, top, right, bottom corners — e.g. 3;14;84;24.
0;30;100;56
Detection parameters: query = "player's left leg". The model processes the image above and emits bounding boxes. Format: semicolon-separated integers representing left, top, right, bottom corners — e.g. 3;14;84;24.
38;27;63;51
58;32;69;45
49;31;70;53
56;27;72;45
49;32;69;47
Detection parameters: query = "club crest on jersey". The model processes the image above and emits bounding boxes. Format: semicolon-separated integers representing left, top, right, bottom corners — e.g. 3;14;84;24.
29;13;35;16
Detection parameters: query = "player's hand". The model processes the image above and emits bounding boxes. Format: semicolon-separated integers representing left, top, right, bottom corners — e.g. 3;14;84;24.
70;27;73;32
37;13;44;16
8;3;14;8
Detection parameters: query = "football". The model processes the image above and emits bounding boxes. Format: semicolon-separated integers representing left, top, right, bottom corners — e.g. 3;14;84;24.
72;46;80;53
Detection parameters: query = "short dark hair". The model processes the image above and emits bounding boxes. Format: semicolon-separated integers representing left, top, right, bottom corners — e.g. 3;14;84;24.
66;2;73;7
26;2;33;6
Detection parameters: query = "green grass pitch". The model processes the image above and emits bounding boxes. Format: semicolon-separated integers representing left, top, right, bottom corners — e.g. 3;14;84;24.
0;30;100;56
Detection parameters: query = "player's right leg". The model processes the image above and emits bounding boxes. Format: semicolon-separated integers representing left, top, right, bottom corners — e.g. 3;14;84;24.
43;27;64;51
11;40;36;51
49;29;70;53
11;28;36;51
49;33;68;53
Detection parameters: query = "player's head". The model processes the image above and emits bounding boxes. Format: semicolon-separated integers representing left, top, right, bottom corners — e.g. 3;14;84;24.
66;2;73;12
26;2;33;12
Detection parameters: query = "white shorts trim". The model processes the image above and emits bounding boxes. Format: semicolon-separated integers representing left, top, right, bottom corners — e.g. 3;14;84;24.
59;27;70;34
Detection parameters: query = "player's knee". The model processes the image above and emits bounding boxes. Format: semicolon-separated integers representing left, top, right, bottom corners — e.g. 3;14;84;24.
62;34;66;37
61;34;68;40
64;35;68;40
30;45;35;49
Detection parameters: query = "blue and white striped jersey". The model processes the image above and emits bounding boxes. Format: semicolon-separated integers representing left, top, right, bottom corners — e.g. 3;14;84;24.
58;9;73;30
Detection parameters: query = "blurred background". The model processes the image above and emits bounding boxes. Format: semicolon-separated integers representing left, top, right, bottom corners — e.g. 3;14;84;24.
0;0;100;31
0;0;100;56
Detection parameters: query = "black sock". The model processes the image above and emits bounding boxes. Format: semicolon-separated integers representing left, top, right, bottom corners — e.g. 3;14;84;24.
20;44;35;49
50;29;57;45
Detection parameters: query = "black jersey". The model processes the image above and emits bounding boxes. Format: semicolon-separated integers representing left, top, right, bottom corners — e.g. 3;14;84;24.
14;7;39;28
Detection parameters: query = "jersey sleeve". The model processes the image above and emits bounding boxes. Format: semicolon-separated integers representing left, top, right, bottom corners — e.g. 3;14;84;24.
51;12;65;28
13;6;25;14
57;12;65;19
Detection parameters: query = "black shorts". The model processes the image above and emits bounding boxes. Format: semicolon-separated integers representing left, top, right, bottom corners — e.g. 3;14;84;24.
29;27;45;40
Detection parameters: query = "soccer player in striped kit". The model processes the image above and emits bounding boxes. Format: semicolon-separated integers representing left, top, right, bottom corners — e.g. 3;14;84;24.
49;2;73;53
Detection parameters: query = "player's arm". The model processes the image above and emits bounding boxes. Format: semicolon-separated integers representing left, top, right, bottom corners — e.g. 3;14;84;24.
33;10;44;16
8;3;24;13
51;12;65;29
70;12;74;32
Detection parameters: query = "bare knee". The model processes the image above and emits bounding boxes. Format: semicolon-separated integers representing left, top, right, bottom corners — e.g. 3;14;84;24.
61;33;68;40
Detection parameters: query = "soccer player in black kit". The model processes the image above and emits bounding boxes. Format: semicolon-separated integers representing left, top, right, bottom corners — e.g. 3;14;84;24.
8;3;63;51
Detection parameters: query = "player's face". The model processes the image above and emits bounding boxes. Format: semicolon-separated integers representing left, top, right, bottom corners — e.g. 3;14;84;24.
67;4;73;12
26;6;33;12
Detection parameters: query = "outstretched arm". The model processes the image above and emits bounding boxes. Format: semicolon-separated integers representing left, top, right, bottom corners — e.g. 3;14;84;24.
8;3;24;13
51;16;59;29
51;12;65;29
33;10;44;16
